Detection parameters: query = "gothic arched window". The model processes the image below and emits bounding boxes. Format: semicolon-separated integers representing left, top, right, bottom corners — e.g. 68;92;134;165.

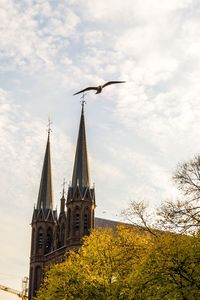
31;228;35;254
61;223;65;246
29;267;33;298
37;228;43;252
45;227;52;254
67;208;71;237
56;225;61;248
84;207;89;234
34;266;42;295
74;207;80;233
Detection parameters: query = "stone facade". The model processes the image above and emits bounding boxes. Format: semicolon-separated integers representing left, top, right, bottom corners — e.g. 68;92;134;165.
28;105;96;299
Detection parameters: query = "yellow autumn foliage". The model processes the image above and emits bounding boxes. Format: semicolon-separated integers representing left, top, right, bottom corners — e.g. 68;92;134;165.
35;226;200;300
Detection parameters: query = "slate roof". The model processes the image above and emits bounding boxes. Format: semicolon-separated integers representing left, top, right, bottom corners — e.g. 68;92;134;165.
95;217;129;229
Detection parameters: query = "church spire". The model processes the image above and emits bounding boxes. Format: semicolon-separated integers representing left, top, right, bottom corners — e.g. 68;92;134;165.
36;130;53;209
71;101;90;191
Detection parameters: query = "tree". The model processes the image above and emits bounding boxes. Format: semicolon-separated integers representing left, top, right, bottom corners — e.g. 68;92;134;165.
121;200;157;236
35;227;200;300
122;155;200;234
157;198;200;233
131;233;200;300
173;155;200;201
35;226;151;300
157;155;200;233
35;155;200;299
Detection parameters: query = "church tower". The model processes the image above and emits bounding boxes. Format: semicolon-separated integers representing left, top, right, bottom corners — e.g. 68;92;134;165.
28;130;57;300
28;103;96;299
66;102;95;247
56;183;67;249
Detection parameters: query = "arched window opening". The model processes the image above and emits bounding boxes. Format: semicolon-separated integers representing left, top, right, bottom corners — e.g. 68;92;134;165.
75;213;80;229
34;266;42;295
67;208;71;237
74;207;80;232
45;228;52;253
61;223;65;246
31;228;35;254
29;267;33;298
37;228;43;251
84;208;89;233
56;225;61;248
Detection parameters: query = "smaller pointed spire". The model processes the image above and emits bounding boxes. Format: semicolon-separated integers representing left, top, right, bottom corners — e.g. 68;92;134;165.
37;125;53;210
62;178;67;197
60;178;66;214
60;193;65;214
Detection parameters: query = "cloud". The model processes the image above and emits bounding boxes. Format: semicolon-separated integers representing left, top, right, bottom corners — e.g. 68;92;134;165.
69;0;192;25
0;0;199;213
0;0;80;72
0;87;74;296
1;0;200;296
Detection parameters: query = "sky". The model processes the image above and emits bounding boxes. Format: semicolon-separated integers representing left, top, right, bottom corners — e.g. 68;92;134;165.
1;0;200;298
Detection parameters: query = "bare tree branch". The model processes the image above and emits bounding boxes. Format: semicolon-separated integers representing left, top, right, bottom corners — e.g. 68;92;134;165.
173;155;200;201
121;200;157;237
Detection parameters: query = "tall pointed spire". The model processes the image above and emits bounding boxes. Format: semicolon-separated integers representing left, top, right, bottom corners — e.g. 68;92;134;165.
66;101;95;247
37;130;53;209
72;101;90;191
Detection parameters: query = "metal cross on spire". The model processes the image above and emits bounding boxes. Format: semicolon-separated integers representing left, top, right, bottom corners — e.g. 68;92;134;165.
80;92;87;114
47;115;52;135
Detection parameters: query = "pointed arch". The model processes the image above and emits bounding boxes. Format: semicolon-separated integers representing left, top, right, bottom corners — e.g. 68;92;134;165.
73;206;80;234
31;228;35;255
67;208;71;237
34;266;42;296
36;227;43;253
84;207;90;234
29;267;33;299
61;223;65;246
45;227;53;254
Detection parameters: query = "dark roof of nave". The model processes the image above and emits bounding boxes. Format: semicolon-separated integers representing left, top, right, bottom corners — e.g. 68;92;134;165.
94;217;129;229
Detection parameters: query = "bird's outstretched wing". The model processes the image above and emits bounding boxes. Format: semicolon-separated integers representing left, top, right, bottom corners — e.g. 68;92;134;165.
73;87;97;95
102;81;126;88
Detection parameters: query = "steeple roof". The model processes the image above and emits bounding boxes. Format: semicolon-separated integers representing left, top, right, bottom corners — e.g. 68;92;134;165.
72;103;90;190
37;132;53;209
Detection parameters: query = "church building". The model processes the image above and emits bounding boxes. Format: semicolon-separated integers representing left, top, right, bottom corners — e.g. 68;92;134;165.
28;102;120;299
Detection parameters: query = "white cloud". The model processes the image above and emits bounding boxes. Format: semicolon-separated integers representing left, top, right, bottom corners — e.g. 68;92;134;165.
0;88;73;296
0;0;80;72
70;0;192;23
1;0;200;297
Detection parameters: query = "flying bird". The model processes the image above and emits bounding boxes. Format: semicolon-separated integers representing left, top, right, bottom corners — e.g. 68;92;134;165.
73;81;126;95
